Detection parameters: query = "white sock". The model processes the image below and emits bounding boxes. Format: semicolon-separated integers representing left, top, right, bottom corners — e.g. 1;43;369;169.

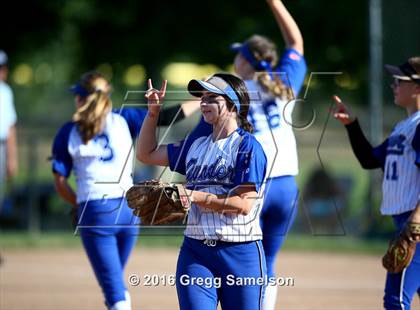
262;284;278;310
125;291;132;308
109;300;130;310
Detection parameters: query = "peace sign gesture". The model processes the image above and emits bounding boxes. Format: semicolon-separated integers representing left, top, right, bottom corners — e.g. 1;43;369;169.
331;95;356;125
145;78;167;118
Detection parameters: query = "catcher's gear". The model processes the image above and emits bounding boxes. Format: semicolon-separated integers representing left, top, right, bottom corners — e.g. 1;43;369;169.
382;222;420;273
126;180;191;225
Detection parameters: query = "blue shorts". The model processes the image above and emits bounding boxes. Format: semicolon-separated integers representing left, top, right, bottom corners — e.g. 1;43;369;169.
77;197;139;306
176;237;267;310
384;211;420;310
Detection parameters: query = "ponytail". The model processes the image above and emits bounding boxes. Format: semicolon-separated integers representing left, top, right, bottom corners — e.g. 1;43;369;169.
242;35;294;100
256;72;293;100
72;72;112;143
238;113;253;133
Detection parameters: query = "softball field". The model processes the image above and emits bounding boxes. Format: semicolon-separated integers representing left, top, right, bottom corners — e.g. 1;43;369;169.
2;247;418;310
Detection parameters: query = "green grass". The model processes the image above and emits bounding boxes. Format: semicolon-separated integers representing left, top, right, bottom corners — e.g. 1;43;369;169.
283;234;387;255
0;231;387;255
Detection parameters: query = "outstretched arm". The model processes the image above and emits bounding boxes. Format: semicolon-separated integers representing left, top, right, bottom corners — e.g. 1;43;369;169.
332;95;384;169
136;79;169;166
267;0;304;55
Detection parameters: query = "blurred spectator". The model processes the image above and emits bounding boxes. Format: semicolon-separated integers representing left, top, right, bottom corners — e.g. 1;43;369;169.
0;50;18;214
303;167;345;234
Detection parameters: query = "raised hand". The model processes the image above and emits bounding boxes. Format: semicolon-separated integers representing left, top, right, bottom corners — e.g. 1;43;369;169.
331;95;356;125
145;79;167;118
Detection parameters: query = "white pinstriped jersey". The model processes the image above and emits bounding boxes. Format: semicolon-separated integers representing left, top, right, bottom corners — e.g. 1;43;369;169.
246;80;298;177
169;128;267;242
380;111;420;215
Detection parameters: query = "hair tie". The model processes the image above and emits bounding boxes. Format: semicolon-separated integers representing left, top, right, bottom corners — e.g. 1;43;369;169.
258;61;274;80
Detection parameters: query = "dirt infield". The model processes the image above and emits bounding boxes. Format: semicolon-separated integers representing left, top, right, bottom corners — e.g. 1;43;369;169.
1;248;418;310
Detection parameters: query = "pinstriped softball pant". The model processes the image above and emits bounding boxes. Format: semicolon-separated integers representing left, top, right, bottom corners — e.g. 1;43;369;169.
384;211;420;310
176;237;267;310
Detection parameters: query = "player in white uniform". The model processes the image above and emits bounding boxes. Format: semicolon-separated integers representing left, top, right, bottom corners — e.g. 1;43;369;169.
52;71;190;310
137;73;268;309
0;50;18;211
332;56;420;309
230;1;306;308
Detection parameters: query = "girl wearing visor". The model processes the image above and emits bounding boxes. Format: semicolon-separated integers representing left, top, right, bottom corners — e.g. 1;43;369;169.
332;57;420;309
230;1;306;308
51;71;193;310
137;73;268;310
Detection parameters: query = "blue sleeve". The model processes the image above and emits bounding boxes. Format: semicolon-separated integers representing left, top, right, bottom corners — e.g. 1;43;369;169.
51;122;74;178
233;134;267;192
275;48;307;96
372;139;389;168
413;123;420;167
115;107;148;139
167;117;212;175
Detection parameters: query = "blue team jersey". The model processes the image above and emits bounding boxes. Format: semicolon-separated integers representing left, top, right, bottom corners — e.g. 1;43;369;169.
168;127;267;242
274;48;307;96
51;108;147;203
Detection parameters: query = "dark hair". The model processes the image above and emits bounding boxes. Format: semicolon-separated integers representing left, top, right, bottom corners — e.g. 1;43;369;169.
245;35;293;99
213;73;253;133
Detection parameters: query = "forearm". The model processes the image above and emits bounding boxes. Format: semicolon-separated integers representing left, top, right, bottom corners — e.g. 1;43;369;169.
137;113;159;160
6;125;18;177
190;190;255;215
345;120;382;169
54;176;77;207
267;0;304;54
411;200;420;223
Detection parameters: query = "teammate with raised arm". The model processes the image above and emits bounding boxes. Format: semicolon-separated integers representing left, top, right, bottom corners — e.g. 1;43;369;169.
137;74;268;310
230;1;306;308
332;57;420;309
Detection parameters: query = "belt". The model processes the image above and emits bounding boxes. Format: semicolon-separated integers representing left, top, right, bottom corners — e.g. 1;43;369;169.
203;239;218;247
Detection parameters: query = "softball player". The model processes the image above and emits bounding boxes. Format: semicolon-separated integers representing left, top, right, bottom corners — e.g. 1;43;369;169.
137;73;268;310
332;57;420;309
51;71;190;310
230;1;306;308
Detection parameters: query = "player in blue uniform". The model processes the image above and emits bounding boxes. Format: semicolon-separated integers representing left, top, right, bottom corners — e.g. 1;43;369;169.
230;1;306;308
157;2;306;307
51;71;191;310
332;56;420;309
137;73;268;310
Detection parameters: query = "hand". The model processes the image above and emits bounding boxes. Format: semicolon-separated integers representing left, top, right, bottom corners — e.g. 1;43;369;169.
331;95;356;125
145;79;167;118
174;184;193;210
